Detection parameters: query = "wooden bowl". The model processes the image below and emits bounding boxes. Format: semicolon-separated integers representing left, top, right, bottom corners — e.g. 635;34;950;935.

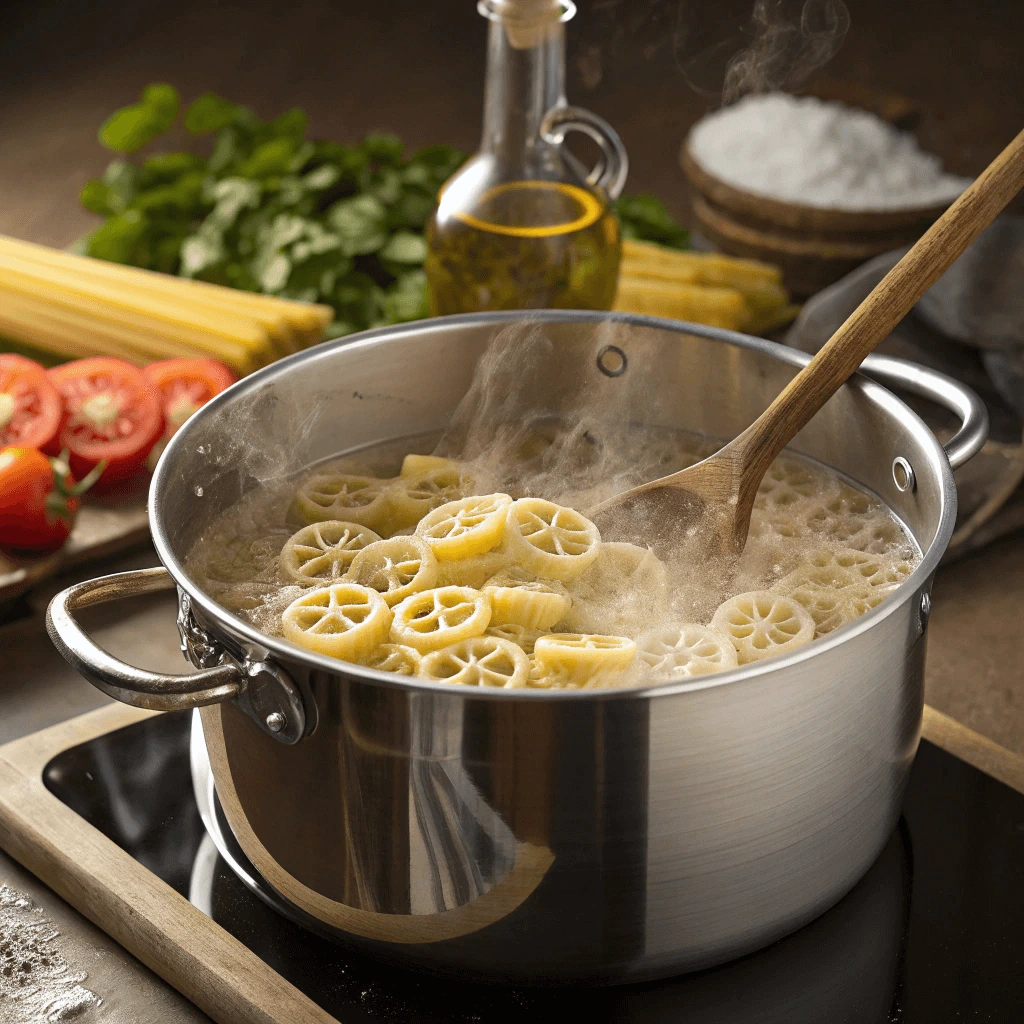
681;146;950;297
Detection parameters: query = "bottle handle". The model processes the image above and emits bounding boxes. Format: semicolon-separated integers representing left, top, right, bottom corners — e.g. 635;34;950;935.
540;105;629;200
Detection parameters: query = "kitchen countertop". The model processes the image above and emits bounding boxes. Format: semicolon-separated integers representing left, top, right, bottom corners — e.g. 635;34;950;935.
1;0;1023;1018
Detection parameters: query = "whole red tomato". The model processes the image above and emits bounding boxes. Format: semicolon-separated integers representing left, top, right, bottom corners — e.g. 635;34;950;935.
0;447;104;552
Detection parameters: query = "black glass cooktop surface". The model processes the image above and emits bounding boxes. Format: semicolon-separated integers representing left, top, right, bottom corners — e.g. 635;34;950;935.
42;712;1024;1023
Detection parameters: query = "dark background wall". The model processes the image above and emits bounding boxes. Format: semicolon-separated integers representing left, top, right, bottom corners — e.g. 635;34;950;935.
1;0;1022;245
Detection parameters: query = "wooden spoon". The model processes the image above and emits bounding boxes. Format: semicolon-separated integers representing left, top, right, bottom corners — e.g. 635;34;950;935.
590;127;1024;556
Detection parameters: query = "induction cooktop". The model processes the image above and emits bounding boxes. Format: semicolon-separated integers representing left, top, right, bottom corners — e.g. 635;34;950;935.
41;711;1024;1023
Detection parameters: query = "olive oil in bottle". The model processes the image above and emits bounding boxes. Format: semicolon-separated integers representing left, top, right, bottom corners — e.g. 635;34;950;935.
424;0;627;315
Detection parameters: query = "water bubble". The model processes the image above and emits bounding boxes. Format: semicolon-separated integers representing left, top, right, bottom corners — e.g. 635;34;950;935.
194;486;204;497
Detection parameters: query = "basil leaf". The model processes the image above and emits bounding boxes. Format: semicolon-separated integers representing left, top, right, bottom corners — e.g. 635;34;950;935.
87;209;149;263
326;194;388;255
185;92;244;133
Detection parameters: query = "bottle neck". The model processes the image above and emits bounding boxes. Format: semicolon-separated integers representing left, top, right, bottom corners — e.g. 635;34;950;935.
479;2;567;168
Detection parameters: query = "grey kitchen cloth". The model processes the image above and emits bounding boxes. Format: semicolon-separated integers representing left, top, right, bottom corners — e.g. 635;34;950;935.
785;216;1024;418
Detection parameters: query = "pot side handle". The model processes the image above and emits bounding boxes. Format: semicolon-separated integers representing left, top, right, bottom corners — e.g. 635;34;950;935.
46;567;245;712
859;353;989;470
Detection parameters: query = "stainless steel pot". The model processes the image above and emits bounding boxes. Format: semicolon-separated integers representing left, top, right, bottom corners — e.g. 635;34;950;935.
47;311;987;984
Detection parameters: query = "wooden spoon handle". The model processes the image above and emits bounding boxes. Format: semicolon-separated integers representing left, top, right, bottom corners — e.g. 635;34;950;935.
735;126;1024;482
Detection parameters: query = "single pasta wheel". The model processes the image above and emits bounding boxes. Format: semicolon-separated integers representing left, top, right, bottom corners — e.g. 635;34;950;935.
437;546;512;589
710;591;815;664
384;466;471;532
279;521;381;586
864;556;914;589
346;535;439;607
361;643;422;676
637;624;738;681
416;493;513;561
293;473;391;532
533;632;636;687
784;582;853;636
418;636;530;688
563;542;669;636
842;514;907;555
504;498;601;581
400;453;461;478
483;567;571;630
282;583;392;661
390;586;492;653
778;548;892;596
754;457;829;512
485;622;546;654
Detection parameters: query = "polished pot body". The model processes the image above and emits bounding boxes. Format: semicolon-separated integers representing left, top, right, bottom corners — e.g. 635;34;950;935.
51;312;982;983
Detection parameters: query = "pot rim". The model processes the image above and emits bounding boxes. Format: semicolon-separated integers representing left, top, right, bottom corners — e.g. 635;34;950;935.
151;310;955;703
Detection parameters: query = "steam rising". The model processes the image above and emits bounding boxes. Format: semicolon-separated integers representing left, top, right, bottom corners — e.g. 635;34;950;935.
184;319;917;669
721;0;850;104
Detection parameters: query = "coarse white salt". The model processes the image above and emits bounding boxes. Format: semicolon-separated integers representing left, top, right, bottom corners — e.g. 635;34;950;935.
687;92;972;211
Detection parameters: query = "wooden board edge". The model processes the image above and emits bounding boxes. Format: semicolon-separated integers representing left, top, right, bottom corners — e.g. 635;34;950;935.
922;704;1024;795
0;708;338;1024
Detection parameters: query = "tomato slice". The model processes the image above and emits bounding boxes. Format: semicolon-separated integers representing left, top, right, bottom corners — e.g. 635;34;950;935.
48;357;165;484
143;358;237;436
0;354;62;450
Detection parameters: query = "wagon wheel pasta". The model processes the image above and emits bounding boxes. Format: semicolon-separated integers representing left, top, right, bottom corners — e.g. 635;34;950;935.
347;536;439;607
293;473;392;532
485;622;546;654
638;624;738;680
400;454;463;478
504;498;601;581
390;585;492;653
563;542;669;636
187;432;920;689
415;493;512;561
282;583;392;660
386;466;471;532
533;632;636;687
361;643;422;676
436;547;512;589
280;521;381;585
482;567;571;630
418;636;530;688
711;591;815;664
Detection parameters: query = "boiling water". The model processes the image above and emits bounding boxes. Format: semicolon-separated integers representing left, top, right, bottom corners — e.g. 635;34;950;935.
184;424;918;686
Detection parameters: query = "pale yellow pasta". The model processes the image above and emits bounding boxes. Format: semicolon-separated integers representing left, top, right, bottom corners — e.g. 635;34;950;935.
390;586;492;653
361;643;422;676
293;473;392;532
418;636;530;688
347;535;439;607
504;498;601;581
436;546;513;588
563;542;668;637
384;466;470;533
280;521;381;585
282;583;392;661
485;622;546;654
533;632;636;687
637;624;738;680
400;454;462;478
415;493;512;561
711;591;815;664
190;439;918;687
483;567;571;630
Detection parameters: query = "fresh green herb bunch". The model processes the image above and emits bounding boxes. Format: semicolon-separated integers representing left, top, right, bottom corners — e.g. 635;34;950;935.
612;193;690;250
79;85;467;337
79;85;690;338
